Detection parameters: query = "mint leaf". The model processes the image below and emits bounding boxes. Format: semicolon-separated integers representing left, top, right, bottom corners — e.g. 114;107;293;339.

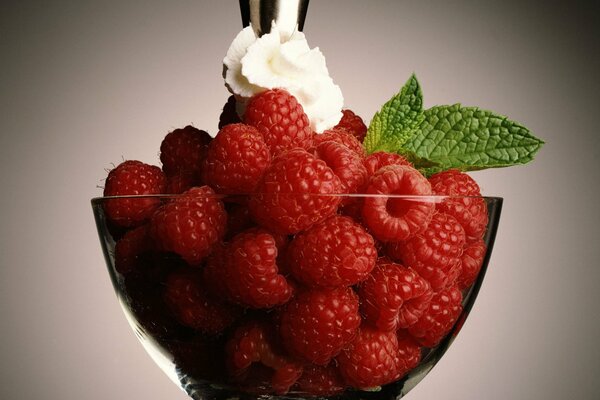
363;74;425;154
402;104;544;173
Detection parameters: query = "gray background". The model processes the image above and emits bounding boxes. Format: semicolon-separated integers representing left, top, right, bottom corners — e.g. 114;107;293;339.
1;0;599;399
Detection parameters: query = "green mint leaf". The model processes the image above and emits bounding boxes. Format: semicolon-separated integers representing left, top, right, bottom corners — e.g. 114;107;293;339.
363;74;425;154
401;104;545;173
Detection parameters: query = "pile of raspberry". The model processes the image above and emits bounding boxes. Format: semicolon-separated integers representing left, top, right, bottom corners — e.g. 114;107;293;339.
102;89;489;395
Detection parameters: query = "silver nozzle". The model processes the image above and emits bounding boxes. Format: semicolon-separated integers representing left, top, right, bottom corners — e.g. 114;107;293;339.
239;0;310;38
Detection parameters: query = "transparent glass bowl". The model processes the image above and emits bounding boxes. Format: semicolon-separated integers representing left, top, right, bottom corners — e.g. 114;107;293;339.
92;193;502;399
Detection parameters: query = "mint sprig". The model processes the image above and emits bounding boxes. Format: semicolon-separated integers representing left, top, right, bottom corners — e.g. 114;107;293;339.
363;75;544;174
363;74;425;154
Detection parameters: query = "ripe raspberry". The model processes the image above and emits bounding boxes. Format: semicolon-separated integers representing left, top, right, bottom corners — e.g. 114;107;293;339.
294;364;346;396
249;149;342;234
312;140;368;196
103;160;167;227
149;186;226;265
202;123;271;194
408;285;463;347
457;238;486;290
114;224;151;274
286;215;377;288
359;259;433;331
159;125;212;177
244;89;313;155
428;169;488;241
218;95;242;129
395;212;466;291
336;326;421;389
204;229;293;309
334;109;368;142
361;165;434;242
364;151;413;176
165;172;200;194
226;320;303;395
312;127;365;157
279;287;361;365
164;269;239;335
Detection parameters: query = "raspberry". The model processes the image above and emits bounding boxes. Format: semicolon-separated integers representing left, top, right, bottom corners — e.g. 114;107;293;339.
248;149;342;234
359;259;433;331
312;140;368;195
103;160;167;227
164;269;239;335
286;215;377;288
279;287;361;365
428;169;488;241
202;123;271;194
294;364;346;396
159;125;212;177
364;151;413;176
244;89;313;155
218;95;242;129
114;224;151;274
334;109;368;142
226;320;303;395
361;165;434;242
457;238;486;290
336;326;421;389
394;212;466;291
204;229;293;308
149;186;226;265
408;285;463;347
312;127;365;157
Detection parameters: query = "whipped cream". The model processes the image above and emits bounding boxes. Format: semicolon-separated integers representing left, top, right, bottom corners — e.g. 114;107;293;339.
223;23;344;133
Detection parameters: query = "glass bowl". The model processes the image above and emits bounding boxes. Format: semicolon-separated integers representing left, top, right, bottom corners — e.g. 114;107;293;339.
92;193;502;399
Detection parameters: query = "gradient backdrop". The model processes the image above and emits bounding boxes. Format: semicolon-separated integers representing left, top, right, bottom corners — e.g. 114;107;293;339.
1;1;599;399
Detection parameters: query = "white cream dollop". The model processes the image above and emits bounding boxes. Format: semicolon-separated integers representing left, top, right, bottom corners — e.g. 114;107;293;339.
223;24;344;133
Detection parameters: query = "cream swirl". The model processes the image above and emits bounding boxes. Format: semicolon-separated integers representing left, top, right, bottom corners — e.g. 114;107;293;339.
223;23;344;133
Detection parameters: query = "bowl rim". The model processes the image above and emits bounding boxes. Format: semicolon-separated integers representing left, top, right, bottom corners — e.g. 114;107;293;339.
91;194;504;204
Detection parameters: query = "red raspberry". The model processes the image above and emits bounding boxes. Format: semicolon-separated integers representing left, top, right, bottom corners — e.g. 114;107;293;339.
163;269;239;335
428;169;488;241
359;259;433;331
408;285;463;347
103;160;167;227
457;238;486;290
226;320;303;395
394;212;466;291
312;140;368;196
165;171;200;194
279;287;361;365
159;125;212;177
114;224;151;274
244;89;313;156
204;229;293;309
218;95;242;129
364;151;413;176
294;364;346;396
286;215;377;288
249;149;342;234
312;127;365;157
334;109;368;142
361;165;434;242
202;123;271;194
337;326;421;389
149;186;226;265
